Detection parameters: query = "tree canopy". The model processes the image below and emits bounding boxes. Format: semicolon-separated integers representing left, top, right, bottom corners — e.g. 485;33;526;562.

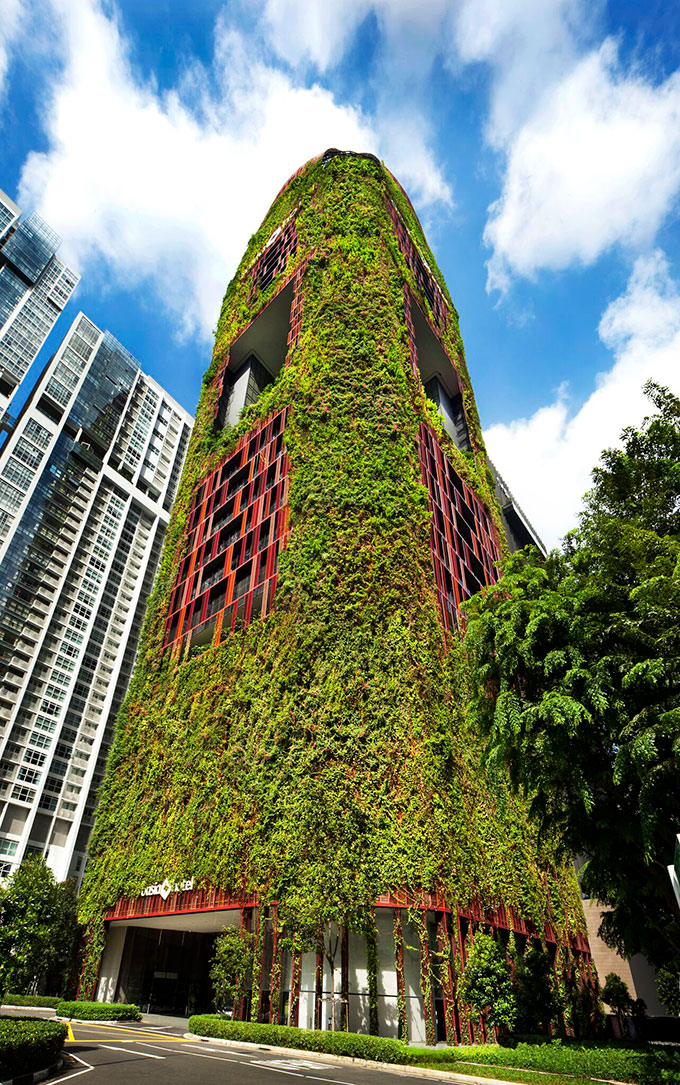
0;857;79;998
464;382;680;971
458;932;516;1036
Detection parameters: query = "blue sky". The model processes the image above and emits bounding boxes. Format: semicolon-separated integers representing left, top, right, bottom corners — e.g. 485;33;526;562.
1;0;680;545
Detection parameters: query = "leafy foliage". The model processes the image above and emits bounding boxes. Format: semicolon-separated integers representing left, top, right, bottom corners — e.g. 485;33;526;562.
458;933;516;1035
0;1017;68;1078
656;967;680;1015
464;383;680;971
512;947;563;1036
56;1000;141;1020
412;1039;680;1084
210;927;254;1011
0;857;78;999
602;973;634;1019
3;994;61;1008
78;154;586;996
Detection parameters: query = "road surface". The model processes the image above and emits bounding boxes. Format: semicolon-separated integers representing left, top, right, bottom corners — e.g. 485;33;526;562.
57;1019;452;1083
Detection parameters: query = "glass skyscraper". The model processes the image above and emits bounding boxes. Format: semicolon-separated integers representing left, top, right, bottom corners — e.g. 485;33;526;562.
0;312;193;884
0;188;79;417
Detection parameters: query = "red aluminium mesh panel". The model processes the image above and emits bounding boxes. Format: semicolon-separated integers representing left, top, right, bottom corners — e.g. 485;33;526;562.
249;219;297;299
418;424;501;632
163;408;290;653
387;199;447;332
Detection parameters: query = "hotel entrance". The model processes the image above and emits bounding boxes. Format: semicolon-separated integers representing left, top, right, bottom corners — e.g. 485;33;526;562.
114;925;217;1016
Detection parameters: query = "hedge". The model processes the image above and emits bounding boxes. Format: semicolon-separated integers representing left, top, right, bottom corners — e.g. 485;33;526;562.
3;993;61;1008
187;1022;680;1084
0;1017;68;1078
56;1000;141;1021
412;1041;680;1085
188;1017;413;1064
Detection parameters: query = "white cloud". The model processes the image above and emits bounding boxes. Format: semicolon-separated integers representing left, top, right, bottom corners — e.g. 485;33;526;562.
18;0;377;341
0;0;24;103
452;0;593;147
259;0;454;207
485;41;680;292
258;1;680;297
484;250;680;547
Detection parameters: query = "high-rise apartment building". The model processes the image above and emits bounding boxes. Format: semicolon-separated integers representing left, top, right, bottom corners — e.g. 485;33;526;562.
0;312;193;884
81;151;593;1041
0;188;79;418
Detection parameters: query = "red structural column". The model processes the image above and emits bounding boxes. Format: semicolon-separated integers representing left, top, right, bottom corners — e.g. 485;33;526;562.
367;915;380;1037
393;908;408;1042
269;907;282;1025
341;926;350;1031
417;916;436;1045
314;929;324;1030
289;948;302;1027
437;912;458;1044
456;912;473;1044
237;907;253;1021
251;908;266;1022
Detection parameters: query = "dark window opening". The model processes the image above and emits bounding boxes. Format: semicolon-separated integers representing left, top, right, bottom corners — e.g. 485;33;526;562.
215;281;294;432
412;300;471;452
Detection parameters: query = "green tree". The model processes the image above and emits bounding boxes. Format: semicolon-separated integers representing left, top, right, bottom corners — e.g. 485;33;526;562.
458;933;516;1038
657;967;680;1015
601;972;646;1036
464;383;680;971
209;927;254;1014
512;946;563;1035
0;857;79;998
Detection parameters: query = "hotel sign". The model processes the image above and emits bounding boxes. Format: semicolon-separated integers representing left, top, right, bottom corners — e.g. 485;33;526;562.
140;877;194;901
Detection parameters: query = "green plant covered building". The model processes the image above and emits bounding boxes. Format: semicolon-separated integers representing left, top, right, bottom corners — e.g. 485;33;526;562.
79;150;594;1043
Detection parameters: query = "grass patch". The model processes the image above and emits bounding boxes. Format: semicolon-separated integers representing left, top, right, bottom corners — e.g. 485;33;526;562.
409;1041;680;1085
420;1063;606;1085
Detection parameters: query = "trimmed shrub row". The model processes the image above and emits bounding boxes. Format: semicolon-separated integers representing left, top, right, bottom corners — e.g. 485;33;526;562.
187;1021;680;1085
3;993;61;1008
0;1017;68;1078
188;1017;413;1064
56;1000;141;1021
412;1041;680;1085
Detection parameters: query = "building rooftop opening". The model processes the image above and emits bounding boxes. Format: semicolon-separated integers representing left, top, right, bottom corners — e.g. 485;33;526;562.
216;281;293;431
411;298;471;452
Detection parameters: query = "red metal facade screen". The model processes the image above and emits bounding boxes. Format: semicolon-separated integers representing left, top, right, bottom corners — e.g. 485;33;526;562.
249;218;297;298
163;408;290;653
418;424;501;631
387;199;447;331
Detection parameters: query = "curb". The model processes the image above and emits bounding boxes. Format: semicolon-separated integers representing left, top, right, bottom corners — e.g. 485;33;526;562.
1;1055;63;1085
183;1032;531;1085
0;1007;57;1016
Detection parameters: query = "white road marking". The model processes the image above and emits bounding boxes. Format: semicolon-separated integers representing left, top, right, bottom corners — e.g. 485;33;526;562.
176;1050;243;1063
251;1068;304;1078
55;1052;95;1080
137;1041;180;1052
307;1078;364;1085
107;1045;165;1059
253;1059;336;1071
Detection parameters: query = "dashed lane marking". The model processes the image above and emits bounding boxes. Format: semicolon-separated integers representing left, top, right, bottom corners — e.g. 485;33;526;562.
107;1045;165;1059
306;1077;364;1085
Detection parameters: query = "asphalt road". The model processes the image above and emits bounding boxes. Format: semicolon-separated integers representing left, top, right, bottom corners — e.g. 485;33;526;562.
54;1020;449;1085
